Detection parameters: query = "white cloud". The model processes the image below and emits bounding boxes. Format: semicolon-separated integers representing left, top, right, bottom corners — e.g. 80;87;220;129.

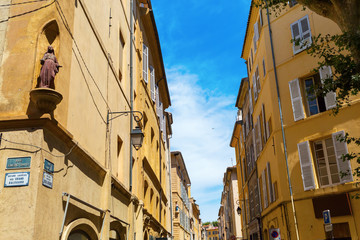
167;66;237;221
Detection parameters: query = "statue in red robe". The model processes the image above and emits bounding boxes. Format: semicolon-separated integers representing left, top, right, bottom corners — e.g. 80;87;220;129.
39;46;61;89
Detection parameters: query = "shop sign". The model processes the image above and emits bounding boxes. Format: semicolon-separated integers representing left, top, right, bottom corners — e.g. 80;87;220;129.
4;172;30;187
44;159;54;173
42;171;53;189
6;157;31;169
269;228;280;240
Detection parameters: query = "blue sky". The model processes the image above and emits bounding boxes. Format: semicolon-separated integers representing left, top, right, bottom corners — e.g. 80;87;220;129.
151;1;251;222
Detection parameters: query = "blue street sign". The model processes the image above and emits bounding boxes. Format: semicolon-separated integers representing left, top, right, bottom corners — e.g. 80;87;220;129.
323;210;331;224
44;159;54;173
6;157;31;169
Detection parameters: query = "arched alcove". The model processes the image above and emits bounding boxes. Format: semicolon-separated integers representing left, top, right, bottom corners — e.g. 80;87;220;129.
34;20;60;89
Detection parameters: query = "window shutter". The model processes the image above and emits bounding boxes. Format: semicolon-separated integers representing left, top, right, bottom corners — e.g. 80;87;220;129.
248;88;253;114
253;36;257;53
253;75;258;101
255;66;260;92
159;102;163;131
257;116;262;152
319;66;337;110
297;141;315;191
254;21;259;42
267;162;274;203
252;129;257;161
290;21;301;54
289;79;305;121
155;85;160;117
259;8;263;26
143;44;148;83
261;104;267;142
262;58;266;77
300;16;312;48
332;131;353;183
150;66;155;102
262;170;268;208
163;114;167;141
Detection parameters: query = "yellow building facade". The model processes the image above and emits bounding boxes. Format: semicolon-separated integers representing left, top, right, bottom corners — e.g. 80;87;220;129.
171;151;192;240
0;0;171;239
232;2;360;240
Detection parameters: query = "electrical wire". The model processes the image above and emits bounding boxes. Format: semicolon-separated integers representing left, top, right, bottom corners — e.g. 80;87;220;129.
55;0;110;110
0;0;56;24
0;0;50;7
0;135;78;158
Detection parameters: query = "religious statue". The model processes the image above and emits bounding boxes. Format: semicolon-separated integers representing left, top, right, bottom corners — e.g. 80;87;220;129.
39;45;61;89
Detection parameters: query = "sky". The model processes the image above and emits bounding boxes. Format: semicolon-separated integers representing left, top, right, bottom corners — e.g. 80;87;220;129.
151;1;251;222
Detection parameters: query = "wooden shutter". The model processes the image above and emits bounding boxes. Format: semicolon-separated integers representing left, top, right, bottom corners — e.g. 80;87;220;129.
257;116;262;152
253;36;257;53
290;20;301;54
262;58;266;77
289;79;305;121
319;66;337;110
261;104;267;142
297;141;315;191
267;162;274;203
255;66;260;92
155;85;160;117
163;114;167;141
143;44;148;83
248;88;253;114
332;131;353;183
159;102;163;131
259;8;263;26
254;21;259;42
150;66;155;102
253;75;258;101
262;170;268;208
300;15;312;48
252;129;257;161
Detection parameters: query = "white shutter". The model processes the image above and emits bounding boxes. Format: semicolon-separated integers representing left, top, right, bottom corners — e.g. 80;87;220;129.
319;66;337;110
155;85;160;117
297;141;316;191
261;104;267;142
159;102;163;131
252;129;257;161
290;21;301;54
262;170;268;208
254;21;259;42
143;44;148;83
300;15;312;48
163;114;167;141
332;131;353;183
267;162;274;203
253;36;257;53
253;75;258;101
150;66;155;102
289;79;305;121
248;88;253;114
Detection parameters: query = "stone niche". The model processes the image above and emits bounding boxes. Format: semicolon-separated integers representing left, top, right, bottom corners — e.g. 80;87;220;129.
30;20;63;114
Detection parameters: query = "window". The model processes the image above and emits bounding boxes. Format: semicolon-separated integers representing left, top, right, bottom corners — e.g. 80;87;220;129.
289;66;336;121
289;0;298;7
253;21;259;52
119;31;125;80
150;66;155;102
290;15;312;54
313;137;340;187
250;49;254;66
68;230;91;240
248;58;252;73
262;58;266;77
253;66;260;101
143;44;149;83
297;131;353;191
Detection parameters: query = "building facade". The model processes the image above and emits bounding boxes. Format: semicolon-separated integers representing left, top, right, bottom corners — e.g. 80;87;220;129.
232;1;360;240
0;0;172;240
171;151;192;240
218;167;243;240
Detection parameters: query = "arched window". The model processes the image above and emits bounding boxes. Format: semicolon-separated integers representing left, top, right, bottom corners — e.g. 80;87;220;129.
68;230;91;240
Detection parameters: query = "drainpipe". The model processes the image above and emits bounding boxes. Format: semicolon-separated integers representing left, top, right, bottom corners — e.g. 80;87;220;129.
265;3;300;240
129;0;134;193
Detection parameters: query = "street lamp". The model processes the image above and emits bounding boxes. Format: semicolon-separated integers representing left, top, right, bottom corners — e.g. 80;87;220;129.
236;206;241;216
107;110;144;150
